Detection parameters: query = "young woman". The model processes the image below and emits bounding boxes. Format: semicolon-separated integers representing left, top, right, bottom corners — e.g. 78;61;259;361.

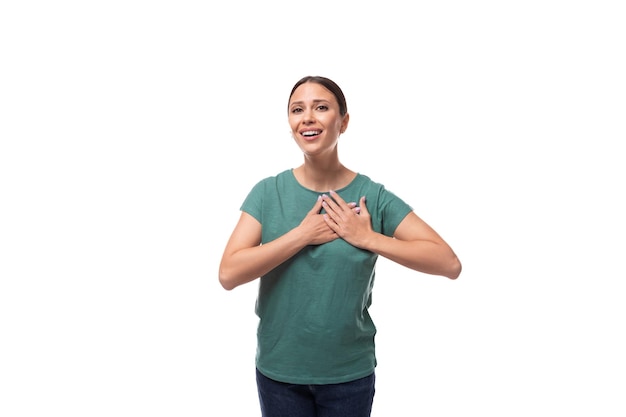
219;75;462;417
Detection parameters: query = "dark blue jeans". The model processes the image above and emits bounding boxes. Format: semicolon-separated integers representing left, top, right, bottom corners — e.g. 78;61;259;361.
256;368;375;417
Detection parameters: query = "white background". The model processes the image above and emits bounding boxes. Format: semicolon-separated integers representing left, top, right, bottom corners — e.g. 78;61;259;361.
1;1;625;416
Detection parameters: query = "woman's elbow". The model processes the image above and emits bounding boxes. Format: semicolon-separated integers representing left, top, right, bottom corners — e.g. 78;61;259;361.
219;279;236;291
219;265;258;291
446;257;462;280
218;267;237;291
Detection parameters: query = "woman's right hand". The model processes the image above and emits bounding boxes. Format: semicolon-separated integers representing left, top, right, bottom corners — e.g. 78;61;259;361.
299;196;339;245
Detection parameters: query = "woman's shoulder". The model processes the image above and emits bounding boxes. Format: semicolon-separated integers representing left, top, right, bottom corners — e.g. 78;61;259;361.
251;169;293;185
352;173;409;204
246;169;298;195
352;172;385;189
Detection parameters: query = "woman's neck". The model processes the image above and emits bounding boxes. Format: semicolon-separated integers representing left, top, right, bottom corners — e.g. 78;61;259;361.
293;162;356;192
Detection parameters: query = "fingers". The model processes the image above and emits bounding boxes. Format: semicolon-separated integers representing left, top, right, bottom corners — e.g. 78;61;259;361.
320;195;342;222
321;190;349;215
358;195;368;215
328;190;346;205
308;195;324;215
322;191;366;215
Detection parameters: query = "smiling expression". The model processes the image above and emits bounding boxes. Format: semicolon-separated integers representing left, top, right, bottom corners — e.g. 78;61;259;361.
288;82;349;157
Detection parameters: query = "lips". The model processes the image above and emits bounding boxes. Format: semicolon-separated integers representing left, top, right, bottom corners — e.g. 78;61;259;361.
301;130;322;139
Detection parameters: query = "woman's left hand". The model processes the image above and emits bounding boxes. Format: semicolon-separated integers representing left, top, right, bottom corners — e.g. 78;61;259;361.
321;190;373;248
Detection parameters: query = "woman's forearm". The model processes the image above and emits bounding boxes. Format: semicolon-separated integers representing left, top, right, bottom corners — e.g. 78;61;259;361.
364;232;462;279
218;227;309;290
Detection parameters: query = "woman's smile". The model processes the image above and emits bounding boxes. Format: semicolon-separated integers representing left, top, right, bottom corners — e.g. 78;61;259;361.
300;129;322;140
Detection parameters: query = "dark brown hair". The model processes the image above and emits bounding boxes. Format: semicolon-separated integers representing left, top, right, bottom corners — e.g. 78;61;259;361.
288;76;348;116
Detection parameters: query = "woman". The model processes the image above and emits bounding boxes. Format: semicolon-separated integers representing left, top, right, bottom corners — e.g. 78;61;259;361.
219;75;461;417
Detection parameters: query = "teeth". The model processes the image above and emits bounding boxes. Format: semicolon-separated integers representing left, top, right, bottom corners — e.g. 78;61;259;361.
302;131;320;136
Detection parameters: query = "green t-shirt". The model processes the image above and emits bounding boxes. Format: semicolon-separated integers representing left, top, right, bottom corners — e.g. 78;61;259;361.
241;169;413;384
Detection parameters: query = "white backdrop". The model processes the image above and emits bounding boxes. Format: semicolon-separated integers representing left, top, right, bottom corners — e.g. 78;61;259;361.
1;1;625;416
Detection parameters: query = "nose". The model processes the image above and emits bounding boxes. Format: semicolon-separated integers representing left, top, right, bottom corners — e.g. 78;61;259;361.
303;108;315;123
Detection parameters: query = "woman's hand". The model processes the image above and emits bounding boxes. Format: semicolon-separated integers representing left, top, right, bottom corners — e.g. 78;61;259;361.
320;190;373;248
299;195;340;245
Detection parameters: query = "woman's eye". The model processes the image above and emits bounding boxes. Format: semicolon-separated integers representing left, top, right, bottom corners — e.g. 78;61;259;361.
316;105;328;111
291;108;303;113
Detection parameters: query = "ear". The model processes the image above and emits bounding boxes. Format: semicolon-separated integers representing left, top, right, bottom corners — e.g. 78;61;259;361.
340;113;350;134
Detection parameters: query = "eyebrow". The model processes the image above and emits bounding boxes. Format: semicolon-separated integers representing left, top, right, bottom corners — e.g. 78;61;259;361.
289;99;331;107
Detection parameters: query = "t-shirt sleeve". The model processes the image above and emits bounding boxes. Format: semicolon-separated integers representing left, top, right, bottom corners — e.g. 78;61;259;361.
379;187;413;237
240;179;265;223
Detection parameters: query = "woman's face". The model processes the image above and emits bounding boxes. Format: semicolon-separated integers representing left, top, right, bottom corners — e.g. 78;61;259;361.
288;82;349;157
